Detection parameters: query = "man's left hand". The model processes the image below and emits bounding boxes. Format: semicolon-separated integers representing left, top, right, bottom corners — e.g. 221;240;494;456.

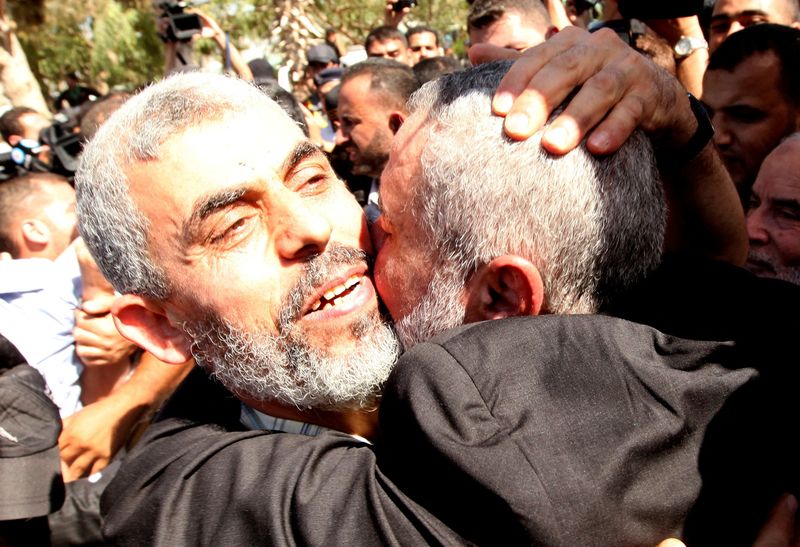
470;27;695;156
74;295;135;368
59;396;133;481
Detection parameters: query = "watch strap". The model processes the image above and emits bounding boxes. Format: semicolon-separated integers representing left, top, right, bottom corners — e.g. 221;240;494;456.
664;93;715;165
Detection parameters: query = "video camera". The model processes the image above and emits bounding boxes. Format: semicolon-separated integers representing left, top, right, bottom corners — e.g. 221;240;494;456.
392;0;418;12
0;112;83;182
157;0;208;43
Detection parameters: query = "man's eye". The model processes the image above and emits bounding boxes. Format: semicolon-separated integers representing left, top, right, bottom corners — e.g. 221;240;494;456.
743;15;769;26
710;21;731;33
211;217;250;244
292;167;331;193
731;108;766;124
778;207;800;221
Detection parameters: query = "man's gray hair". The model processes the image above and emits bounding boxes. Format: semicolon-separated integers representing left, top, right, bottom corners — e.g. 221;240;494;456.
406;61;666;314
75;73;284;299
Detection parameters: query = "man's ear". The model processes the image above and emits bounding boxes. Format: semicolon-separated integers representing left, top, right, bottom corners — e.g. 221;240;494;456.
388;112;405;135
21;219;50;248
463;255;544;322
112;294;193;364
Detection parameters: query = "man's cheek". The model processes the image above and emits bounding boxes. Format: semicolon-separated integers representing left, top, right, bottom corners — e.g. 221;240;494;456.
369;221;387;253
372;248;399;318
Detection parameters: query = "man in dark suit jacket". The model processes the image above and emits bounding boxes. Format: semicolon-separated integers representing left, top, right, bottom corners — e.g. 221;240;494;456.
83;29;793;546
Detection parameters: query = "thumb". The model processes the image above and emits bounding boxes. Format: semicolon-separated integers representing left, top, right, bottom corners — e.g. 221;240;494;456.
80;294;118;316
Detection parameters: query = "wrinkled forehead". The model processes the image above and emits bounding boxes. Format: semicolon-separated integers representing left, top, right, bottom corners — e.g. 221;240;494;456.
410;31;437;45
125;104;307;215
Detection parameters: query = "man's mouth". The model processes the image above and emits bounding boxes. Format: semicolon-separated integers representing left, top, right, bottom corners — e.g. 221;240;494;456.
310;274;363;311
301;270;377;321
746;255;776;276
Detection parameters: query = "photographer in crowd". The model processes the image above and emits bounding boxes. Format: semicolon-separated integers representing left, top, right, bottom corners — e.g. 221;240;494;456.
159;3;252;81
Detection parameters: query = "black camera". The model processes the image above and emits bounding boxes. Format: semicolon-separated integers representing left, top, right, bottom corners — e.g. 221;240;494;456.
617;0;704;20
0;138;54;182
0;151;22;182
40;122;82;178
157;0;206;42
393;0;418;13
0;115;83;182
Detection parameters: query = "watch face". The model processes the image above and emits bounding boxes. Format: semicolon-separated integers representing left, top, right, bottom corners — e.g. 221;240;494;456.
675;37;707;57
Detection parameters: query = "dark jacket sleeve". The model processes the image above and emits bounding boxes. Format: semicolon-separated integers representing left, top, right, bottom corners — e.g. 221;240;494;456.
100;369;465;547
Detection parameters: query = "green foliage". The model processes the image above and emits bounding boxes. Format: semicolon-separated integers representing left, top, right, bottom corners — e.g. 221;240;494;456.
90;0;164;88
16;0;163;101
12;0;468;106
16;1;93;98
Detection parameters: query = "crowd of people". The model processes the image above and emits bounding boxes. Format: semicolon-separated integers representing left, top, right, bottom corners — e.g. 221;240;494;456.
2;0;800;545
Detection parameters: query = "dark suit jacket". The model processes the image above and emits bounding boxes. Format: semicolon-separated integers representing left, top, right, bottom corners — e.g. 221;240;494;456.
379;315;798;545
101;313;794;546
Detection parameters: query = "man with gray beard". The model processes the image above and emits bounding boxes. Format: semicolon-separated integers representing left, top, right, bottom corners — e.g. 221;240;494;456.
85;29;793;547
745;133;800;285
76;72;400;440
181;245;398;412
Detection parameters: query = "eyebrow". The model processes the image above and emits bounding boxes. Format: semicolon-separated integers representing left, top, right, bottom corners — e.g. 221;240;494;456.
181;141;324;244
772;198;800;210
183;186;250;244
282;140;325;176
710;10;770;22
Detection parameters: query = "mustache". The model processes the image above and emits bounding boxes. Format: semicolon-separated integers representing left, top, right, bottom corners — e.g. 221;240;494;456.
746;249;777;273
277;244;371;331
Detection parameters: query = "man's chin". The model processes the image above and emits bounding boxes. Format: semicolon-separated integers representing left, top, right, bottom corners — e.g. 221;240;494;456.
296;307;388;359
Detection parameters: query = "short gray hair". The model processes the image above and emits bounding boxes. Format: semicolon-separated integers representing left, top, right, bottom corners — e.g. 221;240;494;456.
405;61;666;314
75;73;285;299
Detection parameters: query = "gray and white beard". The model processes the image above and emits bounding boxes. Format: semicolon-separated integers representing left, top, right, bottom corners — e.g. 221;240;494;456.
182;246;401;411
394;261;467;351
746;249;800;286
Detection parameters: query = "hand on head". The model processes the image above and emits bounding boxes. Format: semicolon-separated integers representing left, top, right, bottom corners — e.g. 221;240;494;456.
470;27;696;156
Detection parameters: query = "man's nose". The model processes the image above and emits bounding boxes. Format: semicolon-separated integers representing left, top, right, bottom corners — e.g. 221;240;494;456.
712;116;733;148
746;207;769;246
727;21;744;39
275;197;332;260
335;126;348;146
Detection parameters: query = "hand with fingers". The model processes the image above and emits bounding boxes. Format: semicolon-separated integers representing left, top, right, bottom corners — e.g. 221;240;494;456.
468;26;697;156
469;26;748;264
59;398;126;482
384;0;410;28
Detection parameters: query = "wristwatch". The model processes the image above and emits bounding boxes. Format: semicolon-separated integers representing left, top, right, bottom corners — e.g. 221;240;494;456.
673;36;708;59
664;93;715;165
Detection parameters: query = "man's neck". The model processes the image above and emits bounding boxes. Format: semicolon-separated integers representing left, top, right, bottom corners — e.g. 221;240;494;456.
240;396;379;441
